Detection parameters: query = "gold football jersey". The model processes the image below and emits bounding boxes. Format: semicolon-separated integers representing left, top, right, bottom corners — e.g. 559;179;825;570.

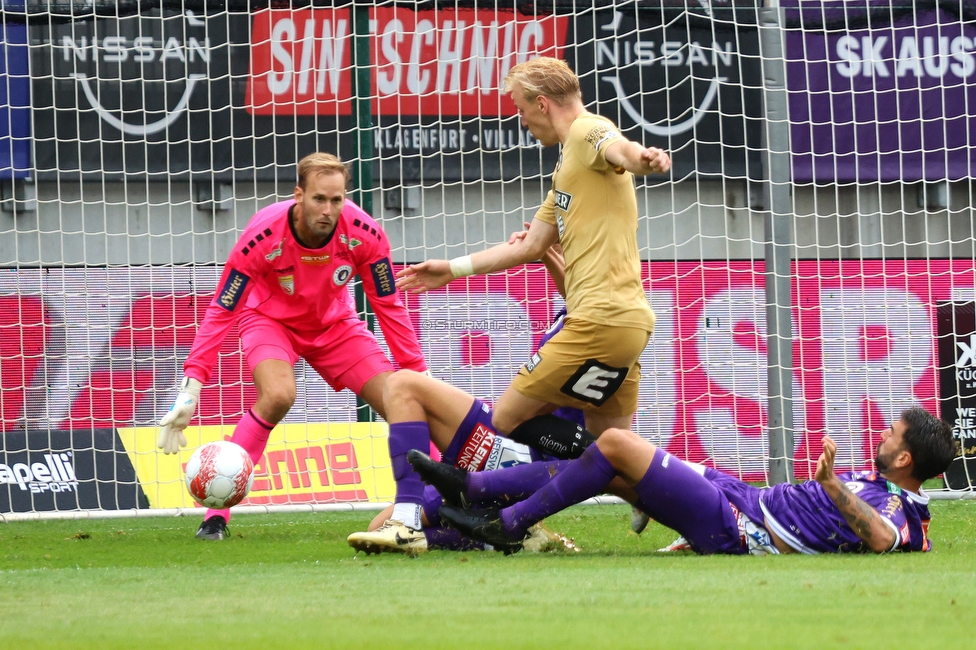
534;113;656;332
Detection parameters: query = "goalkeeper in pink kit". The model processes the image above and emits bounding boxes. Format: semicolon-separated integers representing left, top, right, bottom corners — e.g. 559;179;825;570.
157;153;427;540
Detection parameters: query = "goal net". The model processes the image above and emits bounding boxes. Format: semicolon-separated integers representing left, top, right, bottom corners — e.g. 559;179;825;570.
2;0;975;519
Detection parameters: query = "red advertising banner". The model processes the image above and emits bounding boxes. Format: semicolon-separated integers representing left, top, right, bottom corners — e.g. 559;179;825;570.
3;260;973;480
246;6;570;116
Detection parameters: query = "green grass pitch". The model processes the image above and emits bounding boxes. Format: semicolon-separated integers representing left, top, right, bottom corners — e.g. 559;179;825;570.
2;502;975;649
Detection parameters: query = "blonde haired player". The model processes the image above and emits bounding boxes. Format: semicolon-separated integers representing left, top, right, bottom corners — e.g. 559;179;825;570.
387;57;670;547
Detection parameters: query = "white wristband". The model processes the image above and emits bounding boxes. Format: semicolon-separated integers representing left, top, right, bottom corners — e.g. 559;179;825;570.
449;255;475;278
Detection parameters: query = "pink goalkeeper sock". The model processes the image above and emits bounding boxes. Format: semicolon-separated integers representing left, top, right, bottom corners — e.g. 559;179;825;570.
204;408;275;524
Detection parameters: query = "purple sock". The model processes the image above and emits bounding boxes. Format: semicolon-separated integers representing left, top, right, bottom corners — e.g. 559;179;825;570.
501;444;616;537
424;527;486;551
389;422;431;505
467;459;574;502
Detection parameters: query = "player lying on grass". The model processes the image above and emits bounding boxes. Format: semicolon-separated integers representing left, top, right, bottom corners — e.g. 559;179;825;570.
412;407;955;555
346;368;592;555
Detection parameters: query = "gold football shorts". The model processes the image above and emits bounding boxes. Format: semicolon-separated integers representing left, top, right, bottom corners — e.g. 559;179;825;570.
511;317;651;417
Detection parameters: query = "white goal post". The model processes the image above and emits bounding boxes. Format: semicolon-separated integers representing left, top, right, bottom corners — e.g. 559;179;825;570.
2;0;975;520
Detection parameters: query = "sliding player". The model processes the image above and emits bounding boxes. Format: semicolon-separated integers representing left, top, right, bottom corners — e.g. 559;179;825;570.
346;240;590;553
346;368;590;554
423;408;954;555
157;152;426;541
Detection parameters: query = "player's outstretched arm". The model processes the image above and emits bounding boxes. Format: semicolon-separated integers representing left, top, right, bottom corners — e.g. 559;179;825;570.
605;140;672;176
814;435;897;553
394;259;454;294
396;219;558;294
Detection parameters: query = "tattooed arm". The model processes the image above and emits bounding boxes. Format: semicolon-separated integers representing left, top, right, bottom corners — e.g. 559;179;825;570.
814;435;898;553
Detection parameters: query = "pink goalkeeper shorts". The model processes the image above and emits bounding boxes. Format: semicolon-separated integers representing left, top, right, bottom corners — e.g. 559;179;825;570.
238;310;393;393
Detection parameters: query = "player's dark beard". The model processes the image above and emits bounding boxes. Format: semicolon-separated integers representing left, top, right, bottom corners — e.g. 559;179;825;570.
874;443;894;474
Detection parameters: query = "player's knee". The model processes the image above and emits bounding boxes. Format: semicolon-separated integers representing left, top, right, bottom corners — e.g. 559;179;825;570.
490;408;521;435
383;369;424;406
258;383;296;417
595;427;652;465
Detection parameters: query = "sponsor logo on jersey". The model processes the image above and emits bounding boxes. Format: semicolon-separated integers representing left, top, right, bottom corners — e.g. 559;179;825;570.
370;257;395;297
456;423;497;471
554;189;573;212
265;238;285;261
0;453;79;493
300;254;331;265
333;264;353;286
881;495;903;519
217;269;249;311
525;352;542;373
560;359;627;406
340;234;363;249
845;481;865;494
485;438;534;471
278;274;295;295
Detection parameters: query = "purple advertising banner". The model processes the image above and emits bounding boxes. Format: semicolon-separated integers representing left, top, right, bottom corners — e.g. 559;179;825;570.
785;2;976;183
0;20;30;180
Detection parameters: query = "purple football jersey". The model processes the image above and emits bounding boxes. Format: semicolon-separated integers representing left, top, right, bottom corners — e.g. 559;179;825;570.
759;471;933;553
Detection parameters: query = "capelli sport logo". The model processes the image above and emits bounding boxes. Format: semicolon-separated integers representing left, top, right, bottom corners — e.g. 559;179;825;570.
0;453;79;493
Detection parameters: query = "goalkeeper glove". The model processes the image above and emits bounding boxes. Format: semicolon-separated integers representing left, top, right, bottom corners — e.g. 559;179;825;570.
157;377;203;454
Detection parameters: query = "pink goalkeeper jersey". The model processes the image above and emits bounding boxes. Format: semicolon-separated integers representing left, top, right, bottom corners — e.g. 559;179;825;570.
183;199;426;384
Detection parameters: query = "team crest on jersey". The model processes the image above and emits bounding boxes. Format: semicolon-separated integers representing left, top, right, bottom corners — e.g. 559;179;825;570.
278;274;295;295
265;239;285;261
300;254;331;265
340;234;363;249
333;264;353;286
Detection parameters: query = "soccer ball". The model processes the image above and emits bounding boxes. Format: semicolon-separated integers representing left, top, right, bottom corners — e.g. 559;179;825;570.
185;441;255;509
